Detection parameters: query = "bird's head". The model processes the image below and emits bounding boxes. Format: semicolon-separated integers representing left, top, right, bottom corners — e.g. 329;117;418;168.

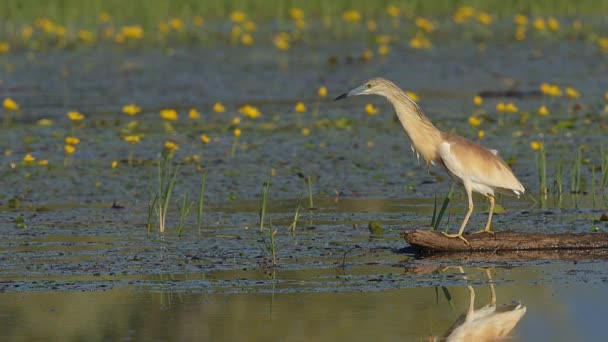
334;77;395;100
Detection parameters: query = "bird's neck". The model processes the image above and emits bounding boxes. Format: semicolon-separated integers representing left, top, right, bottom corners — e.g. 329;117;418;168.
385;90;443;166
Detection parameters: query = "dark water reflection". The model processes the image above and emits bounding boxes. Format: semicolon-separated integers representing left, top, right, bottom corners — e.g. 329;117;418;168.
2;264;607;341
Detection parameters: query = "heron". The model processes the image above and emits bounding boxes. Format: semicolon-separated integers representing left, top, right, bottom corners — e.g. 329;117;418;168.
335;77;524;245
442;267;527;341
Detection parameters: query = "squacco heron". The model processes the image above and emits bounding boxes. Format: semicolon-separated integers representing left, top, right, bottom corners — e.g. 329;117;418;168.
335;78;524;245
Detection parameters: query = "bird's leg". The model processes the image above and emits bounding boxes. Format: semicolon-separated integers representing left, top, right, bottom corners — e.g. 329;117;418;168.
474;196;495;235
485;268;497;306
442;183;473;246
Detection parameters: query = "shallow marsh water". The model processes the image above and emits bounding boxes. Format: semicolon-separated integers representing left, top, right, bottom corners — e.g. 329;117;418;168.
1;20;608;341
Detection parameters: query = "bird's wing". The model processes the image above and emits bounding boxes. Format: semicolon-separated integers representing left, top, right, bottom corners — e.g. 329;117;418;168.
439;135;525;194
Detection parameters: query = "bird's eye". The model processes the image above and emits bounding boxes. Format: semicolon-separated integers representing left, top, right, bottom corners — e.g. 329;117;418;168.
366;83;372;89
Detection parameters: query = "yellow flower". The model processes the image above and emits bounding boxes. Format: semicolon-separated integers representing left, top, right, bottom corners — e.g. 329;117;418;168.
290;8;305;21
468;116;482;127
111;160;118;169
200;134;211;144
318;86;327;98
453;7;475;24
22;26;34;40
473;95;483;106
233;128;242;137
342;10;362;23
533;18;546;31
213;102;226;113
65;144;76;154
496;102;506;112
65;136;80;145
67;111;85;121
123;135;141;144
231;117;241;125
376;35;392;45
238;105;261;119
189;108;201;120
37;118;54;126
37;159;49;166
505;103;518;113
273;33;290;50
164;141;179;152
3;98;19;111
415;17;436;32
301;127;311;136
409;35;431;49
78;30;94;43
241;33;253;46
514;14;528;26
365;103;379;115
23;153;36;164
566;87;581;99
295;102;307;113
121;25;144;39
378;45;390;56
0;42;10;54
405;91;419;102
515;26;527;41
540;83;562;97
530;141;543;151
477;12;492;25
538;105;550;116
169;18;183;31
160;109;178;121
231;11;246;24
477;130;485;139
547;17;560;31
386;5;400;17
122;104;141;116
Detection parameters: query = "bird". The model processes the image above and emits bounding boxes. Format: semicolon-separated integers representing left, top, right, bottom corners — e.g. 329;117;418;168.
442;267;527;341
335;77;524;245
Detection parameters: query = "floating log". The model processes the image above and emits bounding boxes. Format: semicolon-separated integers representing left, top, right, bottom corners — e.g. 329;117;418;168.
404;229;608;253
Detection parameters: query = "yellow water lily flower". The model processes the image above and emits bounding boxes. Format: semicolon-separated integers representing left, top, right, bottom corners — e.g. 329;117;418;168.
160;109;178;121
238;105;261;119
67;111;85;121
122;104;141;116
3;98;19;111
365;103;378;115
295;102;307;113
200;134;211;144
530;141;543;151
213;102;226;113
301;128;311;136
290;8;305;21
566;87;581;99
23;153;36;163
164;141;179;152
387;5;400;17
37;159;49;166
111;160;118;169
468;116;482;127
233;128;242;137
65;136;80;145
65;144;76;154
538;105;550;116
123;135;141;144
231;11;246;24
318;86;327;98
473;95;483;106
342;10;362;23
189;108;201;120
477;130;485;139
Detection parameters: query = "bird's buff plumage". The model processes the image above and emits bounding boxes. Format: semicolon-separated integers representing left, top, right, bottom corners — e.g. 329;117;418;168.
335;77;525;245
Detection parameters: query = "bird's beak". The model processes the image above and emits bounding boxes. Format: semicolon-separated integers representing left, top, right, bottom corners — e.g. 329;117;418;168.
334;84;366;101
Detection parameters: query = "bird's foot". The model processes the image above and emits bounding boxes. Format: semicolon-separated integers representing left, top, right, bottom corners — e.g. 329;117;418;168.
441;232;471;246
472;228;495;236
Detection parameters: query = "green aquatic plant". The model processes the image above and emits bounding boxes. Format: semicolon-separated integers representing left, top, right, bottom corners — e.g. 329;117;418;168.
431;183;454;231
570;145;583;194
197;171;207;236
288;196;302;233
154;153;179;233
177;193;193;236
306;175;314;209
535;142;547;196
259;179;271;232
601;145;608;190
